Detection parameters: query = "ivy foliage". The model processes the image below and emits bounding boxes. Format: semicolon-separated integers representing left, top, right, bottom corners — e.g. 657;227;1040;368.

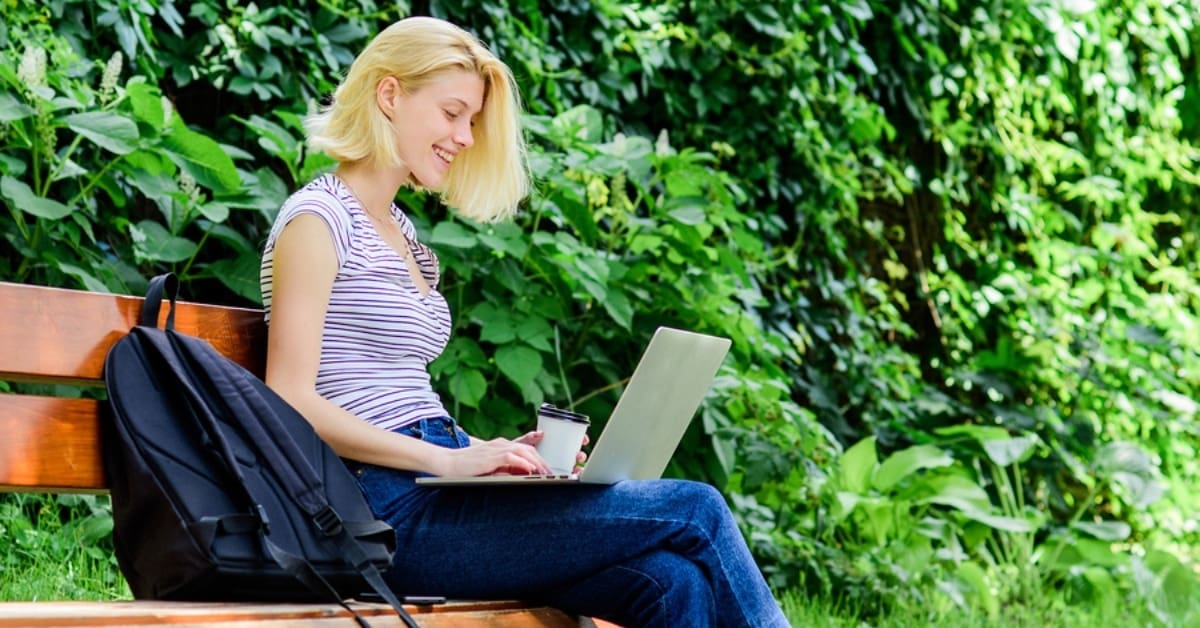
2;0;1200;619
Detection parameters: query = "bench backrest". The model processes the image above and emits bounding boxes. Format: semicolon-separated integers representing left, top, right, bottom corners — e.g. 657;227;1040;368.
0;282;266;493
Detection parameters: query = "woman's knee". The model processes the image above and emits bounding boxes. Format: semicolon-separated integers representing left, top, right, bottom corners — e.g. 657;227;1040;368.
664;479;736;527
545;550;716;628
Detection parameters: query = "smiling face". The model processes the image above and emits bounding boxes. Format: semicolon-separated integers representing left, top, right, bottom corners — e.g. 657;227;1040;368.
380;69;485;189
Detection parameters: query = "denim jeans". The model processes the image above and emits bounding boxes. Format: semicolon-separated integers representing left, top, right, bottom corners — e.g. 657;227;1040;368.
344;417;789;628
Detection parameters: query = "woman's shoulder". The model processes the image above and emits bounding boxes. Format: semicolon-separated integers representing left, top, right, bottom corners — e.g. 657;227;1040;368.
282;174;353;216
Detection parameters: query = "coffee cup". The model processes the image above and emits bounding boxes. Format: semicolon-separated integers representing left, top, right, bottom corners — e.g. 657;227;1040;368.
535;403;590;474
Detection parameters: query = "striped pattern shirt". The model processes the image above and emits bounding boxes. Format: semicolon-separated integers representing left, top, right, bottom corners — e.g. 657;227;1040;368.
260;174;452;431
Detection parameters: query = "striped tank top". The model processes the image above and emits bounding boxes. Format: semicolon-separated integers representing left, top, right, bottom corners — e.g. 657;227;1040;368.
260;174;452;431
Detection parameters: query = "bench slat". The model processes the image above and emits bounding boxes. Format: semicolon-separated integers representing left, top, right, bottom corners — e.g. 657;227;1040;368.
0;281;266;385
0;394;104;493
0;600;579;626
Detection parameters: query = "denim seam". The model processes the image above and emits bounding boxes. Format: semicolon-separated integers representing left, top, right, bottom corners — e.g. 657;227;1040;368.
594;513;759;627
438;513;756;624
610;563;669;626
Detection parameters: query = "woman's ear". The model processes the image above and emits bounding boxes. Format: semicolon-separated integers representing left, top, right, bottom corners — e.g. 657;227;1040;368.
376;76;401;120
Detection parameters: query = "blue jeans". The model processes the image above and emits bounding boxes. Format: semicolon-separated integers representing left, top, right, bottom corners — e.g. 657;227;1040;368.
344;417;789;628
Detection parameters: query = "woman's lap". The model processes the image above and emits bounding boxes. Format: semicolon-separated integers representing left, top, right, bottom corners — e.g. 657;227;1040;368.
345;417;787;627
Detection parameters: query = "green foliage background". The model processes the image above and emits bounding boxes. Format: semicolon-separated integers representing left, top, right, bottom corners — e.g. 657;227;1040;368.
2;0;1199;620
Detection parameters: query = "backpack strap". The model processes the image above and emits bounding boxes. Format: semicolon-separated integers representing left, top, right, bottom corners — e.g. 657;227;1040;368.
167;331;419;628
140;273;178;329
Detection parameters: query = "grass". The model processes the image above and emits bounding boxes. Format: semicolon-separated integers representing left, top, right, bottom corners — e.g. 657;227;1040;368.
0;552;1184;628
0;555;130;601
0;494;130;601
778;582;1174;627
1;494;1191;627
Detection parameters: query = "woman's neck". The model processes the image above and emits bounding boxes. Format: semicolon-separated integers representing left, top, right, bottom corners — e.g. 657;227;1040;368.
334;161;409;219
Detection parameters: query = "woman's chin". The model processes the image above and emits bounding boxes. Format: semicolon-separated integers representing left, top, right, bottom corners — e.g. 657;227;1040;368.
412;171;447;190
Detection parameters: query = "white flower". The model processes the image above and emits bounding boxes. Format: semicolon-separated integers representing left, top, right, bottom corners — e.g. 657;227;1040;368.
17;46;47;89
179;170;201;205
100;52;123;100
655;129;670;157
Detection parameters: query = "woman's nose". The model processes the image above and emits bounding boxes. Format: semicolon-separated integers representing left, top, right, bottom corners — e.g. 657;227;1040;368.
454;120;475;148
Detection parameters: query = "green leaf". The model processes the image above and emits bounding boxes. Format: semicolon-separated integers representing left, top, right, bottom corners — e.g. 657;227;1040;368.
981;435;1038;467
954;562;999;618
432;337;489;379
1071;520;1131;541
554;105;604;143
839;436;877;494
963;512;1040;533
550;193;599;244
665;197;708;225
209;252;263;303
0;176;72;219
1137;550;1197;619
919;475;992;512
161;117;241;193
936;424;1010;442
831;491;864;522
601;290;633;331
477;221;529;258
127;80;166;130
478;309;518;344
197;202;230;223
56;263;110;293
431;221;478;248
447;368;486;408
61;111;139;155
515;316;554;352
0;92;35;122
872;444;954;492
495;344;543;390
1070;566;1119;605
131;220;198;263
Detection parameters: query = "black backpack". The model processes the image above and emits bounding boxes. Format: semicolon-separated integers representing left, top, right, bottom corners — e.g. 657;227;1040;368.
102;274;417;627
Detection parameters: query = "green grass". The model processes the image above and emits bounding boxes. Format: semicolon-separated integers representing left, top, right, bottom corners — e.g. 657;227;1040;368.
1;494;1191;627
778;583;1173;627
0;494;130;601
0;549;1184;628
0;555;130;601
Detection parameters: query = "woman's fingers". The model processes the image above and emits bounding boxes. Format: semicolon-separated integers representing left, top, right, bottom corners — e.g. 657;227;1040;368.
484;439;550;475
512;430;543;446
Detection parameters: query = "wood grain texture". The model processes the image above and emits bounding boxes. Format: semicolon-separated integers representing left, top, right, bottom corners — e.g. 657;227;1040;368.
0;281;266;384
0;395;104;492
0;600;580;626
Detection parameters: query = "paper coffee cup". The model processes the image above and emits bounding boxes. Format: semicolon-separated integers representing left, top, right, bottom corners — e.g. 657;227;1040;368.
535;403;590;474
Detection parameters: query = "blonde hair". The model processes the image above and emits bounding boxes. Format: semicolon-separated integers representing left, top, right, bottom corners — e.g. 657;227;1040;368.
306;17;528;222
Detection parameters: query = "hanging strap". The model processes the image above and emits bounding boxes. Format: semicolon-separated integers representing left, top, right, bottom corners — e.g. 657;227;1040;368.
140;273;178;329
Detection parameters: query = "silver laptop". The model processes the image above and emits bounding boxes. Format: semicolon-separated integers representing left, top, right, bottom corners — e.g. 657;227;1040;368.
415;327;731;486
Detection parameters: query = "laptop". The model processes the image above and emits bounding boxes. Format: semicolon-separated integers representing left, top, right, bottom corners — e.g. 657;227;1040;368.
415;327;731;486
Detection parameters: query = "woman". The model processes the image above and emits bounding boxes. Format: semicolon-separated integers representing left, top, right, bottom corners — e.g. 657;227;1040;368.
260;16;788;628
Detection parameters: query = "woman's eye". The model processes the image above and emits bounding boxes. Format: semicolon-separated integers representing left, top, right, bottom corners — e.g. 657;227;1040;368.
444;110;460;120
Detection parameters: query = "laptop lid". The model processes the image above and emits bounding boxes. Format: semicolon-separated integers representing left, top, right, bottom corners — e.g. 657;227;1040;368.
415;327;731;486
575;327;730;483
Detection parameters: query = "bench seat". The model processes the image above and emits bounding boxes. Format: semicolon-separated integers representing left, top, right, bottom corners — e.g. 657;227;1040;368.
0;600;579;626
0;281;586;627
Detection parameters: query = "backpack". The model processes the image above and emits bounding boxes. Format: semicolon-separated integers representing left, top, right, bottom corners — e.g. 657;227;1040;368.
102;274;417;627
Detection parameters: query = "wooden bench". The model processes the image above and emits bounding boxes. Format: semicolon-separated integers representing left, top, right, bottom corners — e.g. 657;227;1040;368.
0;281;583;627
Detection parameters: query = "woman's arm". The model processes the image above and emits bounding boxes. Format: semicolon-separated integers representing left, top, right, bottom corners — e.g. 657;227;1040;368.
265;214;550;476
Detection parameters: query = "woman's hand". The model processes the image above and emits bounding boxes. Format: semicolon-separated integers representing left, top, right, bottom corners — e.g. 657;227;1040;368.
574;434;589;471
434;433;552;476
512;431;590;473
